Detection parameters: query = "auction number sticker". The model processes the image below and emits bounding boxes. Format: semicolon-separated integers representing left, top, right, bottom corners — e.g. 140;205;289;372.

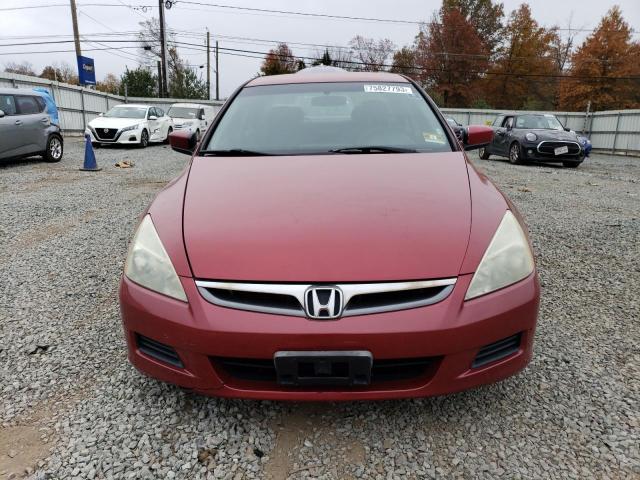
364;85;413;94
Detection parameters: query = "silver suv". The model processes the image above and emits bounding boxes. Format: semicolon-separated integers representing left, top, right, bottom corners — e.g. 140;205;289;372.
0;88;63;163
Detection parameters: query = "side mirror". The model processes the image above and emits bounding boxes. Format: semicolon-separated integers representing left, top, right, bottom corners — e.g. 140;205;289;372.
169;130;197;155
148;115;158;121
564;126;570;131
463;125;493;151
0;109;4;118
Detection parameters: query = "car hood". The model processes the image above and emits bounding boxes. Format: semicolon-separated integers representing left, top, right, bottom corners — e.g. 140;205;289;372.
183;152;472;282
88;117;143;129
527;129;578;141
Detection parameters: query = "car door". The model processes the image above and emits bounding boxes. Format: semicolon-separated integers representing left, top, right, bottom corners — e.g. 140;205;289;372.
0;94;20;159
494;116;514;155
155;107;170;140
14;95;49;155
198;107;207;132
147;107;160;141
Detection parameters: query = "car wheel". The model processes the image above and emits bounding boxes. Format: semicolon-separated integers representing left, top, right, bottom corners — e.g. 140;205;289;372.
563;161;580;168
509;142;523;165
92;142;101;149
139;129;149;148
478;147;490;160
164;127;173;144
43;134;63;162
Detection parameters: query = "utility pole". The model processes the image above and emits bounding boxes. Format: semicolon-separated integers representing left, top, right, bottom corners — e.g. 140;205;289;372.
69;0;82;58
206;30;211;100
158;0;169;97
157;60;163;99
215;40;220;101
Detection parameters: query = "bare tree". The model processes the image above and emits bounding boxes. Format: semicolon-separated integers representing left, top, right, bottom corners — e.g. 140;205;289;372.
4;61;36;76
348;36;396;71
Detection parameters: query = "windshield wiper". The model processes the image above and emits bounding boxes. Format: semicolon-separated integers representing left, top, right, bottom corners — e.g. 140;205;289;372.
199;149;273;156
329;146;417;154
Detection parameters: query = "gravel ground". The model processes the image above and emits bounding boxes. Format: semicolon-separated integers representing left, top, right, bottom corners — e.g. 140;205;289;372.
0;140;638;479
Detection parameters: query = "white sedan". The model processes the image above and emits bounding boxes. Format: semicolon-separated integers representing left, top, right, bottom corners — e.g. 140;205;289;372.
86;104;173;148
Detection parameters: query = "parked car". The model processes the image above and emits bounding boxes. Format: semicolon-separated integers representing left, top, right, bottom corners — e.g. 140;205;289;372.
86;104;173;148
576;134;592;157
0;87;63;163
167;103;216;141
120;68;539;401
479;113;584;168
445;116;465;143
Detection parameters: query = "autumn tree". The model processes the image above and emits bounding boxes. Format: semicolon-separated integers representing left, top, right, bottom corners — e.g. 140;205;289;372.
348;36;395;71
415;7;488;107
559;6;640;111
39;62;78;85
390;47;419;77
96;73;120;94
260;43;300;75
442;0;504;55
483;4;559;110
3;61;36;76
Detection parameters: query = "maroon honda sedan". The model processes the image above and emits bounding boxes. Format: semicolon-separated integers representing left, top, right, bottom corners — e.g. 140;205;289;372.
119;68;539;400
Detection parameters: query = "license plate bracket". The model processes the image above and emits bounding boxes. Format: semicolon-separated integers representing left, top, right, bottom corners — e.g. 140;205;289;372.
274;351;373;386
554;145;569;155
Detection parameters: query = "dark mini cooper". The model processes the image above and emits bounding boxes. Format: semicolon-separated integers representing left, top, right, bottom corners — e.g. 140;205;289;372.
479;113;584;168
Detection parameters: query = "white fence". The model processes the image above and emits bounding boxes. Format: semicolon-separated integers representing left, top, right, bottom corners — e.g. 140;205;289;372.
1;71;638;154
0;71;224;134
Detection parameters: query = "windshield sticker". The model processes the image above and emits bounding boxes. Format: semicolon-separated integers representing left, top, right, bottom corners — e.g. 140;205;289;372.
364;85;413;94
423;132;447;144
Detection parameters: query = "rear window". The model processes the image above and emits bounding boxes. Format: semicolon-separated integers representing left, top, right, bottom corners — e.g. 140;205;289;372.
204;82;452;155
15;95;42;114
168;106;199;119
0;95;17;115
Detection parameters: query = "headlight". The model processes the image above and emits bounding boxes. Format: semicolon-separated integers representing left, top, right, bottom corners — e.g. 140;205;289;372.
121;124;140;133
124;215;187;302
465;211;534;300
525;132;537;142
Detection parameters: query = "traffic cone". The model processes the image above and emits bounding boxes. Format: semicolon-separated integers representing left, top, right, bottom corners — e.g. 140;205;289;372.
79;133;102;171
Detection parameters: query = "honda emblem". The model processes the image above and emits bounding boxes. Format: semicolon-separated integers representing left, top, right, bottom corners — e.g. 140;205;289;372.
304;286;343;319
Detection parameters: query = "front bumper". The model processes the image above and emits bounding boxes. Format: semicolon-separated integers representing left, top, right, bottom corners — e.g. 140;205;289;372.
119;272;540;400
86;128;141;145
521;142;584;163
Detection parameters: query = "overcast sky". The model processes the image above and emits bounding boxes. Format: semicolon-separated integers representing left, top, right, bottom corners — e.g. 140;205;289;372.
1;0;639;98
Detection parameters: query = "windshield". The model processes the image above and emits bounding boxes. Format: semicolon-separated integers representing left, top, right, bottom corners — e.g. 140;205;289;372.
204;82;452;155
104;106;147;119
168;106;199;119
516;114;564;130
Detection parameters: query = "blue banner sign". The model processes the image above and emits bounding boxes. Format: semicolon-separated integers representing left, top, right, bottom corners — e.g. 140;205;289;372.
77;56;96;85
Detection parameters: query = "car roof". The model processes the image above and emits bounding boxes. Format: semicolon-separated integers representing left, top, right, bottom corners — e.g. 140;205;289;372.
113;104;150;108
0;87;45;95
246;69;409;87
171;103;210;108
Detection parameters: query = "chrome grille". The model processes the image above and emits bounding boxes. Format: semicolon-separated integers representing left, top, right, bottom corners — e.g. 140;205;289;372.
195;278;456;318
537;141;581;155
95;128;118;140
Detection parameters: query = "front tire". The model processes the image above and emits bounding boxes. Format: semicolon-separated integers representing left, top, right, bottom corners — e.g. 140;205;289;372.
478;147;490;160
509;142;523;165
139;129;149;148
43;134;63;162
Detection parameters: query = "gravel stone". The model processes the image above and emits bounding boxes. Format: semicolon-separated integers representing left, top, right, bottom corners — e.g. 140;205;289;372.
0;141;638;479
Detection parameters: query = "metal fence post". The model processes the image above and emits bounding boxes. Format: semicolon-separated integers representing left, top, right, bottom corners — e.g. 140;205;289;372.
80;88;87;130
612;112;621;154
